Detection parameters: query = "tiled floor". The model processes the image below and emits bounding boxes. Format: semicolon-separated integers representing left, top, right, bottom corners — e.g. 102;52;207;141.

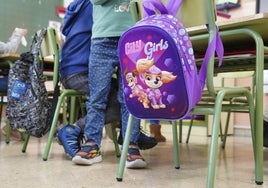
0;124;268;188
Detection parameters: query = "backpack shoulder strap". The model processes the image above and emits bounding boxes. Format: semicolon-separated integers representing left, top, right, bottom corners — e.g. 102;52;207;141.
30;28;47;72
31;28;47;58
198;26;224;88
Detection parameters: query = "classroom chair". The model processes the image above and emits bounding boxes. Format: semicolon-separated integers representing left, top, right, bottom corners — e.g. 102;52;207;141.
116;1;262;188
186;70;255;147
41;27;121;160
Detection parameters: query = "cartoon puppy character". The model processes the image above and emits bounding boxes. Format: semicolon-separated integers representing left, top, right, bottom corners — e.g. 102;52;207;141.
124;70;150;108
136;58;177;109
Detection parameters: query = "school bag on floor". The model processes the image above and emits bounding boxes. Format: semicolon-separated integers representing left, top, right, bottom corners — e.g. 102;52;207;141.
6;28;55;137
118;0;223;119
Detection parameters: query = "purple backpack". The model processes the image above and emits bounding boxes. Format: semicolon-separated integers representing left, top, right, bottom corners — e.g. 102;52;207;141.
118;0;223;120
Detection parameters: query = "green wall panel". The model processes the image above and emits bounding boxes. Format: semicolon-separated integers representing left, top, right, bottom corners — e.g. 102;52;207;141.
0;0;62;53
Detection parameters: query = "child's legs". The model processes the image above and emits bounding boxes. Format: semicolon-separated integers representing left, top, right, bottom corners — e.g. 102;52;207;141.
61;72;89;96
84;38;118;146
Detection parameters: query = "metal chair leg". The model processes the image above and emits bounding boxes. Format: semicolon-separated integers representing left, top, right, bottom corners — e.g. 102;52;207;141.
22;134;30;153
116;115;134;181
111;122;121;157
43;93;66;161
5;121;11;144
172;121;180;169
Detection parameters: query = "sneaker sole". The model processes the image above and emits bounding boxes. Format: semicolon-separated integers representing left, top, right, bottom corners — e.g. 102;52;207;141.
72;155;102;165
126;159;147;169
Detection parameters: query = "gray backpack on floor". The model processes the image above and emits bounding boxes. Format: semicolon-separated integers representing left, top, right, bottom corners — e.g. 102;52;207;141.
6;28;52;137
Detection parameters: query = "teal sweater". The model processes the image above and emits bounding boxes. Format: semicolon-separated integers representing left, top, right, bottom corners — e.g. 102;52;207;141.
90;0;134;38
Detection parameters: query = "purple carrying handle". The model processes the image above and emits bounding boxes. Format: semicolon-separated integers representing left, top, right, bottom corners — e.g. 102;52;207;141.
166;0;183;16
143;0;182;17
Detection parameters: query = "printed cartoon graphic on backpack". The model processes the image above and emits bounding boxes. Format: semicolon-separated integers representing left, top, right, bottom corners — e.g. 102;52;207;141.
119;0;223;120
124;68;150;108
135;58;177;109
120;23;191;119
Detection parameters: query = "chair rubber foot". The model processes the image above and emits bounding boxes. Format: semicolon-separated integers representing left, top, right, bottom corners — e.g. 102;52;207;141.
175;166;180;169
116;154;121;158
43;158;47;161
116;178;123;182
255;181;263;185
22;150;26;153
5;141;9;144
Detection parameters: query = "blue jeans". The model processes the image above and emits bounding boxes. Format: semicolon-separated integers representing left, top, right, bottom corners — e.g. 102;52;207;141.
0;77;8;92
84;37;140;147
61;71;121;127
61;72;89;95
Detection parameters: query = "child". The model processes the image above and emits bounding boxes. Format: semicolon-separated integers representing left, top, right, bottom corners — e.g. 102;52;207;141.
58;0;157;158
72;0;149;168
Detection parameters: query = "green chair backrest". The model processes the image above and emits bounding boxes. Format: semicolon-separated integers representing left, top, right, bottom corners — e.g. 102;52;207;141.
46;27;60;89
37;27;60;89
